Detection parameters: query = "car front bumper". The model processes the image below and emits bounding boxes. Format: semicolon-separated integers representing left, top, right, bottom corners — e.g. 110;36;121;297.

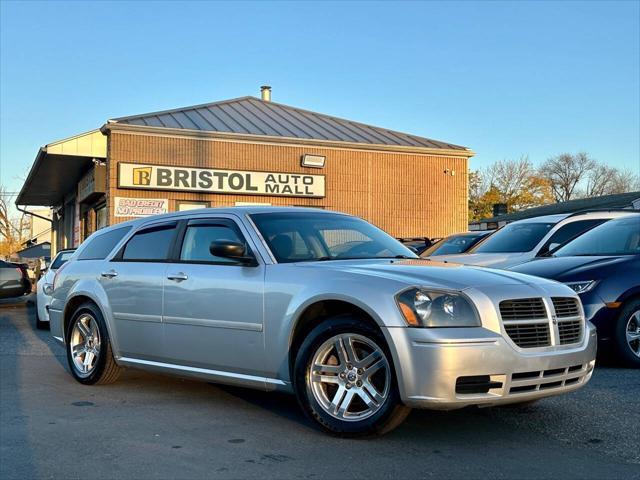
385;322;597;409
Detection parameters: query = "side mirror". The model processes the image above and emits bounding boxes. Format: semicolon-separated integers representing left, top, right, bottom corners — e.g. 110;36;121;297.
548;242;560;252
209;241;256;265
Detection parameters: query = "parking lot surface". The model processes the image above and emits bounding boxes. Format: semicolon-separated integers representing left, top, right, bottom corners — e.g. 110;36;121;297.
1;296;638;480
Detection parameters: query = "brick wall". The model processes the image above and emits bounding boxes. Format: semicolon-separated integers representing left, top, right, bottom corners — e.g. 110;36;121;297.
107;131;469;237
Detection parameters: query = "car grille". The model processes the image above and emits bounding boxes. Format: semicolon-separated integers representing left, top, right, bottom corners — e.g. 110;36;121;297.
500;298;550;348
552;297;580;318
509;363;591;394
553;297;583;345
499;297;584;348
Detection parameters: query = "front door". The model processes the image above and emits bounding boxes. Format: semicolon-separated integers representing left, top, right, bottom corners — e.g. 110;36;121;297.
161;217;265;378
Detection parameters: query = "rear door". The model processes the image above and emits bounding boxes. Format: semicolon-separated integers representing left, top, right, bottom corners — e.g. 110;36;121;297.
103;221;178;361
161;216;265;377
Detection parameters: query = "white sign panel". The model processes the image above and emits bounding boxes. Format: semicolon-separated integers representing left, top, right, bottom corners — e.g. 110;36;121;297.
118;163;325;198
114;197;169;218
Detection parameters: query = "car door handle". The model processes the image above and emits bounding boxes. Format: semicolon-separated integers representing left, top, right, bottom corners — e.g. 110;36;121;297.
167;272;188;281
100;270;118;278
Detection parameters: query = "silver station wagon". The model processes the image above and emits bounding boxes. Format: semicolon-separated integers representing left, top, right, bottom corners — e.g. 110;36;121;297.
50;207;597;436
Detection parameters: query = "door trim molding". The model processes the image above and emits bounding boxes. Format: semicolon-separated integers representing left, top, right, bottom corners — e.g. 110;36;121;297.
162;315;263;331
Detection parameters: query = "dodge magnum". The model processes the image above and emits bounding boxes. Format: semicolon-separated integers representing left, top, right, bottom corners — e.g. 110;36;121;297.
49;207;597;436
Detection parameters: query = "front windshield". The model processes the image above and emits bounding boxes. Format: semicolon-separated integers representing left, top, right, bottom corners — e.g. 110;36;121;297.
554;216;640;257
472;222;555;253
422;233;487;256
250;212;418;263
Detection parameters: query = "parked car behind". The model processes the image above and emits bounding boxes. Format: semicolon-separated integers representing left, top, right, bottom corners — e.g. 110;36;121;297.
436;211;635;269
396;237;437;255
36;248;75;329
0;260;31;299
509;214;640;367
421;231;492;257
50;207;596;436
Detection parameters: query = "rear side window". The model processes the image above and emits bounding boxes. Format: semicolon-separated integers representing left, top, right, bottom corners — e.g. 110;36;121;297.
539;219;606;254
78;227;131;260
122;224;176;261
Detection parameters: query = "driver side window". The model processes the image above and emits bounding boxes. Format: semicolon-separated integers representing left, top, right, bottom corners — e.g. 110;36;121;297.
180;224;247;263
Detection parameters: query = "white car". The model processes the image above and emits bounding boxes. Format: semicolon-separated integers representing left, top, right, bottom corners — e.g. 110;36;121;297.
437;211;636;269
36;249;75;329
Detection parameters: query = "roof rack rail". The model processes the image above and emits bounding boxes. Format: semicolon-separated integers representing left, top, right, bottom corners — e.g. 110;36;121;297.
566;208;637;218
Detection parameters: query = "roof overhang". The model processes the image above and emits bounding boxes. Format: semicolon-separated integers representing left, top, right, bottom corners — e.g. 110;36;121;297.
103;122;476;158
16;130;107;207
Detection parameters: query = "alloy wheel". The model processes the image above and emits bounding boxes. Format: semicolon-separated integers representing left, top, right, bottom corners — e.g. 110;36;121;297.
626;310;640;358
308;333;390;421
70;313;101;377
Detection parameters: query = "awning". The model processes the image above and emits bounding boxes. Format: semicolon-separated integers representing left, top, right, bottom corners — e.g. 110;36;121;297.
16;130;107;206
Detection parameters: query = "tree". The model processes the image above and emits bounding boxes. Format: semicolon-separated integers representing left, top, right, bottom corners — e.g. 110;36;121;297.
0;186;29;259
469;157;554;221
539;152;596;202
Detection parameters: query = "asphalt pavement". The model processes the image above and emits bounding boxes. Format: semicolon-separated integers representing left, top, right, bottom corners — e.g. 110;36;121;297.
1;295;638;480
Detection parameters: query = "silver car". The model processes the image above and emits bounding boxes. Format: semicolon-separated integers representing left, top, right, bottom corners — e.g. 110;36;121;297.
50;207;596;436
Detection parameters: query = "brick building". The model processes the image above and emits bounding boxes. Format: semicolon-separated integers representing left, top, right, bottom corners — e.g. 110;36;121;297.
17;88;473;254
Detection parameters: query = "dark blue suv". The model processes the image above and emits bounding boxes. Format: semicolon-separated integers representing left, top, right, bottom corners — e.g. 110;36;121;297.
510;214;640;367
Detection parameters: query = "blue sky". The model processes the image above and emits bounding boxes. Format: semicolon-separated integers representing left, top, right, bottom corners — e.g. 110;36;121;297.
1;1;639;200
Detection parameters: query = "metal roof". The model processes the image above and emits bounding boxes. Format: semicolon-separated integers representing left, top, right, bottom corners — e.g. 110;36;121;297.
472;191;640;224
111;96;468;151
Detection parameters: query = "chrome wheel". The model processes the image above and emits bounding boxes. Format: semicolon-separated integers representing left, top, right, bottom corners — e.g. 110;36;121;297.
308;333;390;422
69;313;101;377
626;310;640;358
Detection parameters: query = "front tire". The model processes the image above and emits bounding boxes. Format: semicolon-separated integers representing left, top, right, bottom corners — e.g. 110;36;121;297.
293;315;410;437
614;299;640;368
66;302;122;384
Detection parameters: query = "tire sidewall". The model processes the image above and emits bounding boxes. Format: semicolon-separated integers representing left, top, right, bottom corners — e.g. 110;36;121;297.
615;299;640;368
66;303;111;384
293;315;404;436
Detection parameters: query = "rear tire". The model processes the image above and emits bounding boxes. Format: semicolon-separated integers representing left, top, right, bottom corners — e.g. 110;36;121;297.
293;315;410;437
614;299;640;368
66;302;122;385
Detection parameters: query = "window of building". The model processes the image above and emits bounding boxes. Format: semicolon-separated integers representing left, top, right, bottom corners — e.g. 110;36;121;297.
78;226;132;260
122;224;177;261
95;204;107;230
177;201;210;211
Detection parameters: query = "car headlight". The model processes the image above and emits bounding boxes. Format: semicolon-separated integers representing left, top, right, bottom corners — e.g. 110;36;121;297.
564;280;597;294
396;288;481;327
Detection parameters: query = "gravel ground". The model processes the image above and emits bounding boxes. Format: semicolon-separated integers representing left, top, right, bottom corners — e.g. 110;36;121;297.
1;295;638;480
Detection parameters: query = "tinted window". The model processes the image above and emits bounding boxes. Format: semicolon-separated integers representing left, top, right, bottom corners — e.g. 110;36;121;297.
250;212;416;263
122;225;176;261
554;216;640;256
78;227;131;260
538;219;605;255
473;222;555;253
423;233;488;256
180;224;248;263
51;250;75;269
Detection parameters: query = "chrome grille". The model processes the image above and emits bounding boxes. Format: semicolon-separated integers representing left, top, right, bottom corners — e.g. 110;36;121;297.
558;320;582;344
553;297;583;345
552;297;580;318
499;298;550;348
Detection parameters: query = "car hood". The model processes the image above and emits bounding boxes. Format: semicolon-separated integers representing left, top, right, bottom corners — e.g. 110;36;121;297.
508;255;632;280
297;258;557;290
430;252;529;269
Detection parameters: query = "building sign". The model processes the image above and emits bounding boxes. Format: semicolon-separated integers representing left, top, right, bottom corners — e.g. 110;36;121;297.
78;164;107;203
118;162;325;198
114;197;169;217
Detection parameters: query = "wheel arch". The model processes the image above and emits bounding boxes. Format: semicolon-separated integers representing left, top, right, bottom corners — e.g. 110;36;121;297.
287;298;390;382
62;282;118;354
